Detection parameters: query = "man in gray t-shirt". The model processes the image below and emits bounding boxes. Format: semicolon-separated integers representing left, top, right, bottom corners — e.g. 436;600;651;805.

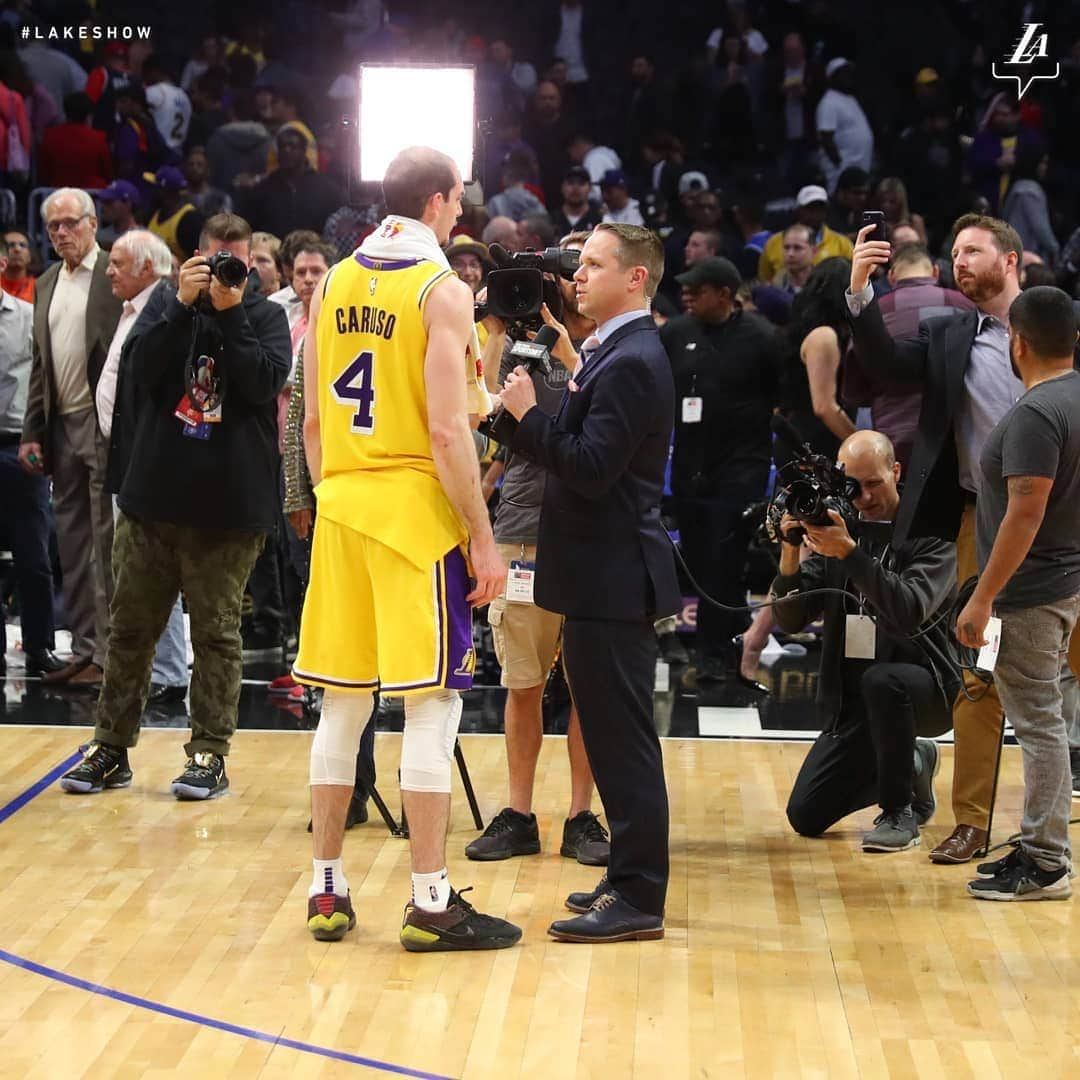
469;234;613;867
958;287;1080;902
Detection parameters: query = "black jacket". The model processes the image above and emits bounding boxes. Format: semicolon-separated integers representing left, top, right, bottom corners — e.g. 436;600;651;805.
660;308;782;496
849;299;979;546
114;273;290;532
510;314;680;621
240;168;344;239
771;531;960;733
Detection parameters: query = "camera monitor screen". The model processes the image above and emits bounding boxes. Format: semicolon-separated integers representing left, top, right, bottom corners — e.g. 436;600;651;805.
358;64;475;183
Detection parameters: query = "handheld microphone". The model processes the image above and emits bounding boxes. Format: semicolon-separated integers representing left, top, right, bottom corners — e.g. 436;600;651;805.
478;326;560;446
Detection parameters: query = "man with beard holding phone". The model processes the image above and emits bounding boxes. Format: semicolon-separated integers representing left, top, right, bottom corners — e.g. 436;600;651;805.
847;213;1080;865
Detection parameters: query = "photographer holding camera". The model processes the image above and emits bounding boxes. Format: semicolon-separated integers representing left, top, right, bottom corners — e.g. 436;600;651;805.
60;212;291;802
773;430;959;852
469;231;611;867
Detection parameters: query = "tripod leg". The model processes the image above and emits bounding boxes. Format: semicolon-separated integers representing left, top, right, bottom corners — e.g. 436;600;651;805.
455;740;484;831
979;712;1008;859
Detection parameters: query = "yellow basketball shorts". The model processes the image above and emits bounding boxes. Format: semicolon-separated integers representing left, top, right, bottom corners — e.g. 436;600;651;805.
293;517;475;696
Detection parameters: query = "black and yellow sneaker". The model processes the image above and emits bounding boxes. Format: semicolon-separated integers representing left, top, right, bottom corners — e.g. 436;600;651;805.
59;741;132;794
399;888;522;952
307;892;357;941
170;752;229;800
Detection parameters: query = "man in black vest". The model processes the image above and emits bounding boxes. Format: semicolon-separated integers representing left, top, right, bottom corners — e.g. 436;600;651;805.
500;222;678;943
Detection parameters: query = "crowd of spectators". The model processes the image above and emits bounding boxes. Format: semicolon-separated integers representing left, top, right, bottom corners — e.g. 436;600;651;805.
3;0;1080;680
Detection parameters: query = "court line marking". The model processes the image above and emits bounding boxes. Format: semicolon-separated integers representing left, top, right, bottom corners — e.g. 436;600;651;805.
0;753;454;1080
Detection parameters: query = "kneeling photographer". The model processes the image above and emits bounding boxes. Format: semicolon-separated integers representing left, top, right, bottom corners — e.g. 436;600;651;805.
61;212;291;802
772;429;959;852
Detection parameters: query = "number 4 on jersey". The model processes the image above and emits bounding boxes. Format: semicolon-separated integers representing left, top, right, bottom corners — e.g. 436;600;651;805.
332;350;376;433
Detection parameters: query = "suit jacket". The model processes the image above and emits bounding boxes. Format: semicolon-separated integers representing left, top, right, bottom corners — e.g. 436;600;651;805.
849;301;979;547
21;250;123;469
510;313;680;621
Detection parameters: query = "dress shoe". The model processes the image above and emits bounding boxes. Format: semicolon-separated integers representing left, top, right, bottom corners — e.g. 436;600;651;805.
42;657;92;684
565;874;609;913
731;636;770;694
66;663;104;690
929;824;988;864
24;649;68;676
147;682;187;706
549;891;664;943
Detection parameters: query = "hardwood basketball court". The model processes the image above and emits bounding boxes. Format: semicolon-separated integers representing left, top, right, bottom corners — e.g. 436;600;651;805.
1;726;1078;1078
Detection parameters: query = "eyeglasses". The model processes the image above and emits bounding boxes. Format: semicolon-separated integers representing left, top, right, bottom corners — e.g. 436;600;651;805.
45;214;90;236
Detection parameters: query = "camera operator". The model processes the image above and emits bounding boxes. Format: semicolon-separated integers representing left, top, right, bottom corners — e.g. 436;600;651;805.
60;212;291;802
660;256;783;684
774;430;958;852
469;231;610;867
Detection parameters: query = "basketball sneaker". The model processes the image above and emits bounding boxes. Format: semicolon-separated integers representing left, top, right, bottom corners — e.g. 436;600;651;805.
307;891;357;941
399;888;521;951
170;752;229;800
59;741;132;794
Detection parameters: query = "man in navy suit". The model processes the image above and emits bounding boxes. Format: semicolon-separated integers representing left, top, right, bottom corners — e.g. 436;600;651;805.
500;222;679;942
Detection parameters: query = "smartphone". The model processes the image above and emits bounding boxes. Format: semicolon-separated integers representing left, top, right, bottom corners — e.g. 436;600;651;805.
861;210;887;244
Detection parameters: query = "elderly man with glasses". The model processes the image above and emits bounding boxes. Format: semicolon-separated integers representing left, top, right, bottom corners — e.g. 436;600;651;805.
17;187;123;688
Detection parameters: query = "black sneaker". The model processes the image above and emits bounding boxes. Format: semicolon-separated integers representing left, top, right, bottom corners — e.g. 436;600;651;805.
59;741;132;794
913;738;940;825
399;887;522;951
975;843;1023;879
560;811;610;866
565;874;609;914
464;807;540;861
307;891;356;941
967;848;1072;901
170;752;229;800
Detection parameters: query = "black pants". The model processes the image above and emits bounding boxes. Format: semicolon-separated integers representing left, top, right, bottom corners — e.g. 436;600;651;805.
786;662;949;837
675;492;754;660
563;616;669;916
0;440;55;653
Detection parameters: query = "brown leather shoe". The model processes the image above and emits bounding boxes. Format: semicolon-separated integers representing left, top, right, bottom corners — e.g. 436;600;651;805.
929;824;988;864
66;663;104;690
41;657;91;684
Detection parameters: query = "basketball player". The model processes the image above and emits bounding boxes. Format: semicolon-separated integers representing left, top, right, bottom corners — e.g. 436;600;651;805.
295;145;521;951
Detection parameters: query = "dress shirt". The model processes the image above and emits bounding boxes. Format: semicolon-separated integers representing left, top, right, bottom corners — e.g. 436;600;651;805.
48;245;99;416
95;279;159;438
0;289;34;434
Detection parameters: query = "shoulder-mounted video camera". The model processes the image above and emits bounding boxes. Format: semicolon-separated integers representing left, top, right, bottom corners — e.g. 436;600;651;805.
474;243;579;339
766;416;860;546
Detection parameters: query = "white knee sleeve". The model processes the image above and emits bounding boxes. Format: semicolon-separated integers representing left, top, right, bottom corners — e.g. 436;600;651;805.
400;689;462;793
310;689;375;786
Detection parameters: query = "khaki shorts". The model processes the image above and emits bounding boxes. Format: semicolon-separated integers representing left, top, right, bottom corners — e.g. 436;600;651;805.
487;543;564;689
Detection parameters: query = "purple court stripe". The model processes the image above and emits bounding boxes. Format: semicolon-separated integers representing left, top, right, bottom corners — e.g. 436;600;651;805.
0;754;455;1080
0;751;81;826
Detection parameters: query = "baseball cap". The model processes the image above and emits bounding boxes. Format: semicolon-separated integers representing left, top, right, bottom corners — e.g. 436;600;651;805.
915;67;940;85
99;180;139;204
825;57;852;78
676;256;742;291
678;170;709;196
565;165;591;183
599;168;629;189
796;184;829;207
143;165;187;191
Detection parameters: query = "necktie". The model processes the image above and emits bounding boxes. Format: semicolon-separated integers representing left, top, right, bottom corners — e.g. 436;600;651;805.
573;334;601;378
122;300;136;317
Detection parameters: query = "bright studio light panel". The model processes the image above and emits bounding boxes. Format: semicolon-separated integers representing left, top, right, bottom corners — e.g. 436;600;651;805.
358;65;475;183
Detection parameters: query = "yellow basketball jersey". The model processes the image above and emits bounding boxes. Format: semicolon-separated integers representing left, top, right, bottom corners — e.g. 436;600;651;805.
314;252;467;570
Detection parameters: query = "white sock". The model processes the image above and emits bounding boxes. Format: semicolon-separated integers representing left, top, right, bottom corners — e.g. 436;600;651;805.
412;868;450;912
310;858;348;898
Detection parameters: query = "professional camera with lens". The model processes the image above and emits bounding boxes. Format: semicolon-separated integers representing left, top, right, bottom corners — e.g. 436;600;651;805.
765;437;860;546
474;244;579;338
206;250;248;289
